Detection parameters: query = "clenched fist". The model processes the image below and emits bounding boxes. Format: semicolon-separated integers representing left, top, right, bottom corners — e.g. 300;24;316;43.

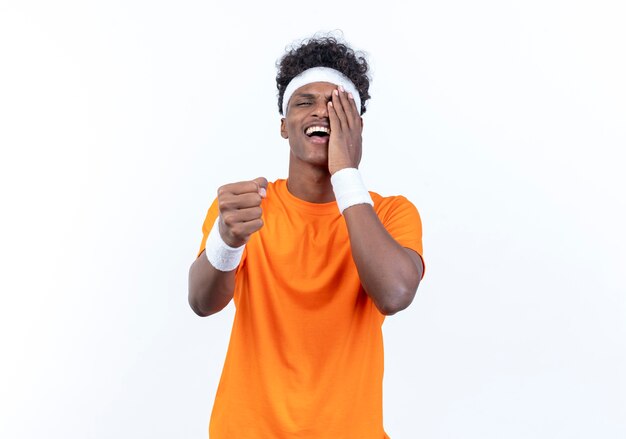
217;177;268;248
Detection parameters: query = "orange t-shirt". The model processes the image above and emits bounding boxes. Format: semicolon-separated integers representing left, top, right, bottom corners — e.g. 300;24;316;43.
197;179;424;439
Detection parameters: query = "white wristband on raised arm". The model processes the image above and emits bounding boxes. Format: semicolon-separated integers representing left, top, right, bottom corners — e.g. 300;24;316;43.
330;168;374;214
204;218;245;272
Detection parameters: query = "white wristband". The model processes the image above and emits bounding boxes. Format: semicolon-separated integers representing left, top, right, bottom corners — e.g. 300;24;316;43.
204;218;245;272
330;168;374;214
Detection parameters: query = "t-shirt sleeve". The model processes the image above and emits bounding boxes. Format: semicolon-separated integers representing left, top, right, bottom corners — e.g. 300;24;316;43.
374;194;425;277
197;197;220;258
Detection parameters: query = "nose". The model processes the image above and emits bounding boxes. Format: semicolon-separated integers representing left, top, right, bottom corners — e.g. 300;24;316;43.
312;98;329;118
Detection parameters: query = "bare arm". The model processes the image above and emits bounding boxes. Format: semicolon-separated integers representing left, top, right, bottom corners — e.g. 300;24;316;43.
188;178;267;317
188;250;236;317
343;204;423;315
328;86;423;315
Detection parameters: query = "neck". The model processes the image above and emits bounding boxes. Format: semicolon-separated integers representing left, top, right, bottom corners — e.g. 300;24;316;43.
287;157;335;203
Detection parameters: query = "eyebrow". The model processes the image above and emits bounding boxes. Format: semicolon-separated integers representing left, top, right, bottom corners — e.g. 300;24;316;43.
292;92;332;100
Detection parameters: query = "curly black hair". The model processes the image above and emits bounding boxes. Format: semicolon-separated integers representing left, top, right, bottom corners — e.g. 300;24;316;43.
276;34;371;115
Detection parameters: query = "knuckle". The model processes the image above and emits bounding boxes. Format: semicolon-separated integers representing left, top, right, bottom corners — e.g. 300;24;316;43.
231;224;247;240
217;185;229;197
219;196;236;212
221;212;235;227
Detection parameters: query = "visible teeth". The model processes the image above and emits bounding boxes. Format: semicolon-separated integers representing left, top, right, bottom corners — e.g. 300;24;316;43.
305;126;330;135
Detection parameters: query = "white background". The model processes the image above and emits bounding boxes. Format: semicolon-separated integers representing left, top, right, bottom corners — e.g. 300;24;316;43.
1;0;625;438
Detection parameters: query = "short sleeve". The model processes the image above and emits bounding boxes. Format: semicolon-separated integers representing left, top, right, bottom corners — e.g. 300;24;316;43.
197;197;219;258
372;194;425;278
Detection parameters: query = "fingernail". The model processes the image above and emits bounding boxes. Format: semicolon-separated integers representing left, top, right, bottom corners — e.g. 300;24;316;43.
339;85;345;92
329;101;333;107
348;93;354;99
259;187;267;198
334;89;339;96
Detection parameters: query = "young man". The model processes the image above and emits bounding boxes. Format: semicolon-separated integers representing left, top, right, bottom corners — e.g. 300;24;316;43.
188;35;425;438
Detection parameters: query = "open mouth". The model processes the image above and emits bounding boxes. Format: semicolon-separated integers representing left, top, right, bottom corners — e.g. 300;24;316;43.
305;126;331;138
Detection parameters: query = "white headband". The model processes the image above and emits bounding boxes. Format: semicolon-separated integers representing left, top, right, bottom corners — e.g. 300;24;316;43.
282;67;362;116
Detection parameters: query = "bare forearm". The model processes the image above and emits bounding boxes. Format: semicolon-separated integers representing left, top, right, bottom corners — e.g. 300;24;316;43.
188;251;236;316
344;204;422;315
189;178;267;317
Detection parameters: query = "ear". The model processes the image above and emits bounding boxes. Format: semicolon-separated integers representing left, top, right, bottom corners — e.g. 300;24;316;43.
280;118;288;139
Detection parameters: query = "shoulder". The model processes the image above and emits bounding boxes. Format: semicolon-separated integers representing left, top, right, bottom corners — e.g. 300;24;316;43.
370;191;414;206
370;191;420;220
266;178;286;195
369;190;424;259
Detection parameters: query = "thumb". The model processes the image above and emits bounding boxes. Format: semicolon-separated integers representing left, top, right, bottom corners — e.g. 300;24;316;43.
252;177;268;198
